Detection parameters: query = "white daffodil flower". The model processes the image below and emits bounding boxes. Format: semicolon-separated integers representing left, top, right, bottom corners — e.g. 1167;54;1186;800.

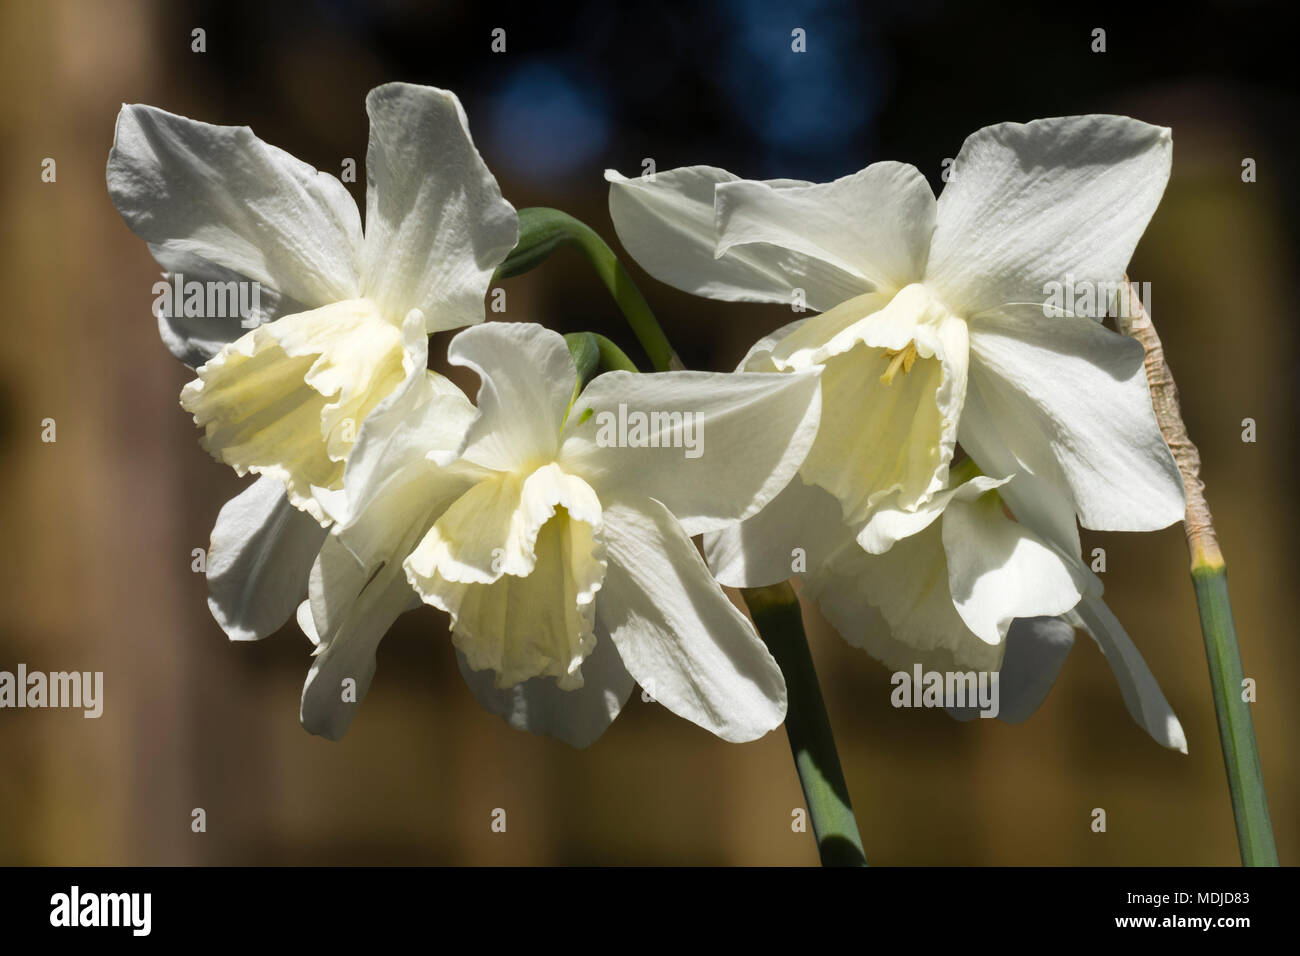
108;83;518;523
295;321;823;744
705;466;1187;751
607;115;1185;555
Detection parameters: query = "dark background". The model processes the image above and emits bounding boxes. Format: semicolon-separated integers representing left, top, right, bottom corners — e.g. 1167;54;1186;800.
0;0;1295;863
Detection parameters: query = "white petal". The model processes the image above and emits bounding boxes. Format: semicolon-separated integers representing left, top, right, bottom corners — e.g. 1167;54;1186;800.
735;317;810;372
704;476;846;588
941;485;1090;644
407;463;601;586
325;412;482;581
856;474;1007;554
107;104;362;309
947;615;1075;723
146;244;310;368
764;292;891;369
179;300;415;521
455;624;634;749
313;363;480;538
299;536;419;740
288;347;482;740
206;475;327;641
714;162;935;294
606;167;868;312
405;463;606;689
964;307;1184;532
775;286;969;527
597;499;787;742
956;377;1082;557
406;473;532;583
559;367;821;536
309;412;480;726
415;481;605;690
360;83;518;332
449;322;575;473
805;516;1003;673
296;599;318;645
926;115;1171;317
1068;596;1187;752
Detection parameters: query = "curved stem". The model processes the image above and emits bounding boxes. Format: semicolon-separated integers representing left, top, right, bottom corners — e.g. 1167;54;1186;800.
563;331;641;415
744;584;867;866
589;333;639;373
1119;278;1278;866
496;208;680;372
563;332;640;428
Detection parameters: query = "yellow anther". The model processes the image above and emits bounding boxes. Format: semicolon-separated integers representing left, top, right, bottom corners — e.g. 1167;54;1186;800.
879;342;918;386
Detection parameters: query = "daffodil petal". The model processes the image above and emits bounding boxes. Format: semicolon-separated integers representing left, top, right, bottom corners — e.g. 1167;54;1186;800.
454;623;634;749
449;322;575;473
313;365;479;540
107;103;362;310
765;292;891;370
325;422;480;580
299;537;421;740
965;306;1185;532
794;299;969;526
942;488;1091;645
704;475;846;589
956;378;1083;558
298;382;485;737
1068;596;1188;753
805;516;1003;674
205;475;327;642
179;299;411;521
714;161;935;294
146;244;310;367
597;499;787;743
408;463;601;586
361;83;518;333
946;615;1075;723
421;502;605;690
855;474;1007;555
559;367;821;536
736;317;810;372
926;115;1171;317
406;472;530;583
605;166;867;312
403;460;606;687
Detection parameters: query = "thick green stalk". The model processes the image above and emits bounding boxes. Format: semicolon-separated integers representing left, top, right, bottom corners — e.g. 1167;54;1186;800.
1191;562;1277;865
743;584;867;867
496;208;679;372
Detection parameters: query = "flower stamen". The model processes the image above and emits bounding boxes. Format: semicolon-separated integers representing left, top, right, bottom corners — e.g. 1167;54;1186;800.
879;341;918;386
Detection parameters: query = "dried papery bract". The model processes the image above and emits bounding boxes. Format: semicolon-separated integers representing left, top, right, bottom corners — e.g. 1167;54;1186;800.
1118;277;1277;866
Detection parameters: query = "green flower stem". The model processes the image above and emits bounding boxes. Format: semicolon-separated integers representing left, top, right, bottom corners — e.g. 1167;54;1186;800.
1192;561;1278;865
1120;278;1278;866
565;330;640;380
589;332;639;373
743;584;867;867
564;331;641;410
565;332;602;392
496;207;680;372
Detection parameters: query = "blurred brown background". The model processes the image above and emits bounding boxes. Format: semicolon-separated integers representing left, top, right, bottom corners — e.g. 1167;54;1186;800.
0;0;1295;864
